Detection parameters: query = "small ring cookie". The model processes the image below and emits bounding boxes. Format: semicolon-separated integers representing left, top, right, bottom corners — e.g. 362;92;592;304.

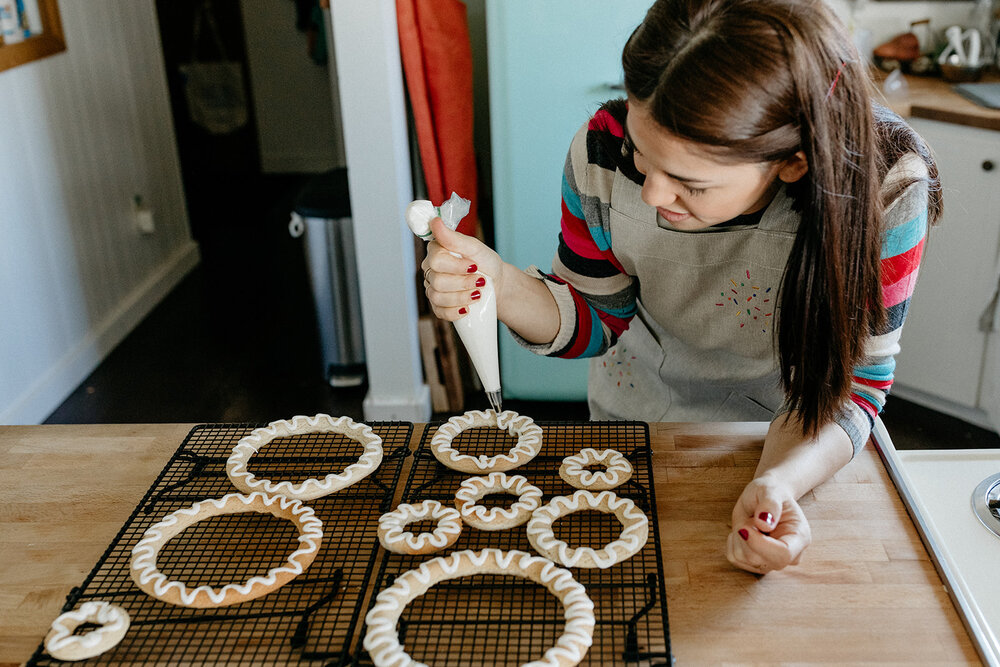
454;473;543;531
226;414;383;500
430;410;542;474
44;601;130;661
527;490;649;569
377;500;462;555
364;549;594;667
130;492;323;608
558;448;633;491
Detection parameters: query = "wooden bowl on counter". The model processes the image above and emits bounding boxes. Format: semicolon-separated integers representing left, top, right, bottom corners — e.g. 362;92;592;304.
940;62;985;83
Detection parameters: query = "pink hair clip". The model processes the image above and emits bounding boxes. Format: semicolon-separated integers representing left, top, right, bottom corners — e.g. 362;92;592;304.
826;61;847;100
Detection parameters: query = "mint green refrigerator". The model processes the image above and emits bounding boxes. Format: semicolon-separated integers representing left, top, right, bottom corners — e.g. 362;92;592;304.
486;0;652;400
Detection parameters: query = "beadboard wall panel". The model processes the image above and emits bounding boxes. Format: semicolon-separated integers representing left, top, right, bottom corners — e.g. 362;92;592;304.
0;0;197;424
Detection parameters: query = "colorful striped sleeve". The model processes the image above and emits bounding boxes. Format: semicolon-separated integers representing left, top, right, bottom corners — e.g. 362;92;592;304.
511;104;639;359
836;153;931;454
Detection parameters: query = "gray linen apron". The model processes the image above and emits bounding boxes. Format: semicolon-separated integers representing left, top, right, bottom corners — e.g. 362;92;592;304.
588;169;801;422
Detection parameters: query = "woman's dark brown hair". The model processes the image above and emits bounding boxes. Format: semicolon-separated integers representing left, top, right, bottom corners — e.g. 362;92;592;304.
622;0;942;434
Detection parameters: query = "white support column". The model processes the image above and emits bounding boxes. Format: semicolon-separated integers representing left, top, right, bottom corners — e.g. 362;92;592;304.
327;0;431;421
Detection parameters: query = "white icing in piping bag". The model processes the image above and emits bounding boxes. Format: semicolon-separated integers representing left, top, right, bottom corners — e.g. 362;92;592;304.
406;193;502;412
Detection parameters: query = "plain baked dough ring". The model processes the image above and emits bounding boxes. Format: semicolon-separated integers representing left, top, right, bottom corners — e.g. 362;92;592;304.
44;601;130;661
363;549;595;667
454;473;543;531
130;492;323;608
558;448;633;491
226;414;383;500
377;500;463;555
430;410;542;473
526;490;649;569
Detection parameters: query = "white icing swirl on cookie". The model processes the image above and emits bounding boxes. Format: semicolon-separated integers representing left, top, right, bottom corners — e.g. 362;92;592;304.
455;473;542;530
226;414;383;500
45;601;130;661
364;549;594;667
129;492;323;607
377;500;462;554
430;410;542;473
558;448;633;491
526;490;648;569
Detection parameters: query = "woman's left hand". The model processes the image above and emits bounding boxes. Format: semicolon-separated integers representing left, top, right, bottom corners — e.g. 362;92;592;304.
726;475;812;574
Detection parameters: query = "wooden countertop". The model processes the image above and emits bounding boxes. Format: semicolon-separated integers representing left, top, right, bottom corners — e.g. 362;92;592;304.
875;70;1000;132
0;422;979;665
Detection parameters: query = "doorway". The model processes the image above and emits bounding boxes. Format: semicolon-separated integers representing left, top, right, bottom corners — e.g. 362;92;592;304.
154;0;264;242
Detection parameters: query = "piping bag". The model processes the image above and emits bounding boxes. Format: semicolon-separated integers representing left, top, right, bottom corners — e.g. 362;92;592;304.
406;193;502;413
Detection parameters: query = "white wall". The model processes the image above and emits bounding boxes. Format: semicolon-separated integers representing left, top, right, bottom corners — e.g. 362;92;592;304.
0;0;197;425
241;0;345;173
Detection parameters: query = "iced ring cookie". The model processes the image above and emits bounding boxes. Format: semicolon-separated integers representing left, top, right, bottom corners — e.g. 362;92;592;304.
377;500;463;555
226;414;383;500
454;473;543;531
526;490;648;569
364;549;594;667
44;601;130;661
129;492;323;607
430;410;542;473
558;448;633;491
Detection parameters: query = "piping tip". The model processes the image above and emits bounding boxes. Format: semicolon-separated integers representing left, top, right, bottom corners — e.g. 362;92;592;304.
486;390;503;414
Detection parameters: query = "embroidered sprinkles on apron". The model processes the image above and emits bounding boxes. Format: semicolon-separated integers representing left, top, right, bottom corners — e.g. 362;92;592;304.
602;348;638;388
716;269;774;333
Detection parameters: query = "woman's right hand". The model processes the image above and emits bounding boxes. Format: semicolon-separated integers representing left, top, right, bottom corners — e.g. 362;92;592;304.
421;216;506;322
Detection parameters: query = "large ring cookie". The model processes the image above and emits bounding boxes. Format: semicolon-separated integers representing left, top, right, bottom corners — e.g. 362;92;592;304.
454;473;543;531
44;601;130;661
130;492;323;608
377;500;462;555
226;414;383;500
364;549;594;667
559;448;633;491
526;490;649;569
430;410;542;473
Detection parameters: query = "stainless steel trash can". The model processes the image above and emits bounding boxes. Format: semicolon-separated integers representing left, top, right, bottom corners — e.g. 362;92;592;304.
289;168;366;387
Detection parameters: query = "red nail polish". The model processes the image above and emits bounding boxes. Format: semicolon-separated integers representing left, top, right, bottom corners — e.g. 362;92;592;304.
470;290;481;300
475;276;486;287
466;264;478;273
738;528;749;541
458;307;468;315
759;512;773;525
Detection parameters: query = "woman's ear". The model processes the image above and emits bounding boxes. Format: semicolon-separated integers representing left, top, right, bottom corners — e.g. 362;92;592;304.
778;151;809;183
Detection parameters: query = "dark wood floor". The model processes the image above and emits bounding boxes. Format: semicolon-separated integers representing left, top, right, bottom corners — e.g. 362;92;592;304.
45;175;1000;452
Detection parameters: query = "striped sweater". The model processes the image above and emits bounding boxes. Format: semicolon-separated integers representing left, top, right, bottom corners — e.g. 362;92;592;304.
518;102;929;454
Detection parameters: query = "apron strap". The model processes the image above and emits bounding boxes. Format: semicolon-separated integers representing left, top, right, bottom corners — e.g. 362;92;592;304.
757;184;800;234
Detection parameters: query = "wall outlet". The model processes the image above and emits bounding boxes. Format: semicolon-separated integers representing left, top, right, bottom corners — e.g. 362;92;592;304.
133;195;155;235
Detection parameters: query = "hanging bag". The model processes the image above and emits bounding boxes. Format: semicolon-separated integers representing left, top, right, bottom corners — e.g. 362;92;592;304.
179;0;248;135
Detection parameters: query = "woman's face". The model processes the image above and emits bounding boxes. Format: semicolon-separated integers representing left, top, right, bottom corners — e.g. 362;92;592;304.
625;98;804;231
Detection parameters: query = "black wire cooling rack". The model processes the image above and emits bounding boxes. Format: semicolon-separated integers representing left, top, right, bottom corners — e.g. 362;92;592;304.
28;421;413;667
357;421;672;666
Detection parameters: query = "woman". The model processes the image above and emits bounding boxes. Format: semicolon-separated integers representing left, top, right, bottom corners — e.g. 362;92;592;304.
422;0;941;573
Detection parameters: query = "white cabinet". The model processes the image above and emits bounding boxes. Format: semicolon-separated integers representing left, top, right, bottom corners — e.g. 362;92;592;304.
892;118;1000;425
